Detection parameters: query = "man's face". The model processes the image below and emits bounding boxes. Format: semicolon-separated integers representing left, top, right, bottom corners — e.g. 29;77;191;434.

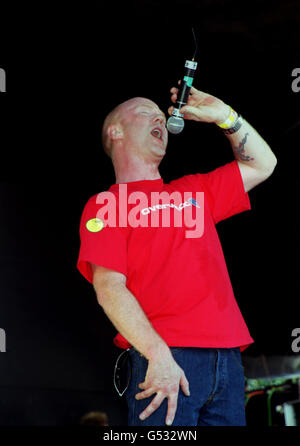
119;98;168;159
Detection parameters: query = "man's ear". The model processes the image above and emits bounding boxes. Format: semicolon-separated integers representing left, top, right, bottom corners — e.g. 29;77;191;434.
107;124;124;141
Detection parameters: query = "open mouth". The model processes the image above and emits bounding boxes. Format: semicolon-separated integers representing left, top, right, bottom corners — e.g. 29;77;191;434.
151;128;163;140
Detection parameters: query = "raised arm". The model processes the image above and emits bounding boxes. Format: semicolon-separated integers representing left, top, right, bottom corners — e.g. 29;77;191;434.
91;264;190;425
169;85;277;193
223;119;277;192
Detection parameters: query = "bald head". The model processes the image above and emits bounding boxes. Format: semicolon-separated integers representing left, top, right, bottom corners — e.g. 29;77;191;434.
101;97;163;159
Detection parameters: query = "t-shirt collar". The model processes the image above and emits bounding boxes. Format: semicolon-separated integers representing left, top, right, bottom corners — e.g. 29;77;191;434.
109;178;164;192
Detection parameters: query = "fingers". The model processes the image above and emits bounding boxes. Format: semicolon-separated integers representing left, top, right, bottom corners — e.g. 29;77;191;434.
135;387;156;400
165;391;179;426
138;391;165;422
136;358;189;425
169;85;202;112
168;104;198;118
170;92;177;104
168;104;197;119
179;105;203;120
170;84;208;104
170;84;199;96
180;371;190;396
170;87;178;94
167;105;174;116
138;388;179;426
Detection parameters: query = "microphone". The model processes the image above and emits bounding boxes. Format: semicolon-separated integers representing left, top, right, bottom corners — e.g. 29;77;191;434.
167;59;198;134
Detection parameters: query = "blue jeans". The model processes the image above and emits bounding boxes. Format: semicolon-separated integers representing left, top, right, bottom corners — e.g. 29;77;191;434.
125;347;246;426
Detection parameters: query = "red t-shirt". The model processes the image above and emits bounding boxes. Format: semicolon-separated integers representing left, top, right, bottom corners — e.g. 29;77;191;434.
77;161;254;351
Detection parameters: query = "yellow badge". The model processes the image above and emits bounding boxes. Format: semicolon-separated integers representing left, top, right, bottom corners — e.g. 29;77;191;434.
86;218;104;233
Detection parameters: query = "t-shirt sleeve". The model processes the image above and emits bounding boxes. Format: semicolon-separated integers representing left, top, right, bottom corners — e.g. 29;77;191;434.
77;195;127;284
180;160;251;224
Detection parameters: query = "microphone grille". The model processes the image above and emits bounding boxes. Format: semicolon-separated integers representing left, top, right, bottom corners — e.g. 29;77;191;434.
167;116;185;134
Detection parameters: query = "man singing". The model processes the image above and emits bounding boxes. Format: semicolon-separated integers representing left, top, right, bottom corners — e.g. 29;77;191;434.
77;85;277;426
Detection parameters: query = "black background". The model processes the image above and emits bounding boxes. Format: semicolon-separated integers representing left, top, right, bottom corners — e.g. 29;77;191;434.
0;1;299;427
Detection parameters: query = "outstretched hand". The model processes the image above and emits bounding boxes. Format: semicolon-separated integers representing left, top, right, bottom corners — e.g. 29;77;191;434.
168;82;230;124
135;353;190;426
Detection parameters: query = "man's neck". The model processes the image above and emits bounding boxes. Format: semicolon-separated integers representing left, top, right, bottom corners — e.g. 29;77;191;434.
113;156;161;184
115;170;161;184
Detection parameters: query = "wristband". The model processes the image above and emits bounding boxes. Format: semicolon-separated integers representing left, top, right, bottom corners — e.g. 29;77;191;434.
216;106;238;129
222;115;244;134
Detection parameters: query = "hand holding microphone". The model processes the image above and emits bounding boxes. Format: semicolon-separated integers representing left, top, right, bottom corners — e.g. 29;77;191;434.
166;28;231;134
166;28;200;135
168;83;232;131
167;60;198;134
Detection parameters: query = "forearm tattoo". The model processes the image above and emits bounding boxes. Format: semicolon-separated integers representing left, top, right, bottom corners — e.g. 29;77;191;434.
233;132;254;161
